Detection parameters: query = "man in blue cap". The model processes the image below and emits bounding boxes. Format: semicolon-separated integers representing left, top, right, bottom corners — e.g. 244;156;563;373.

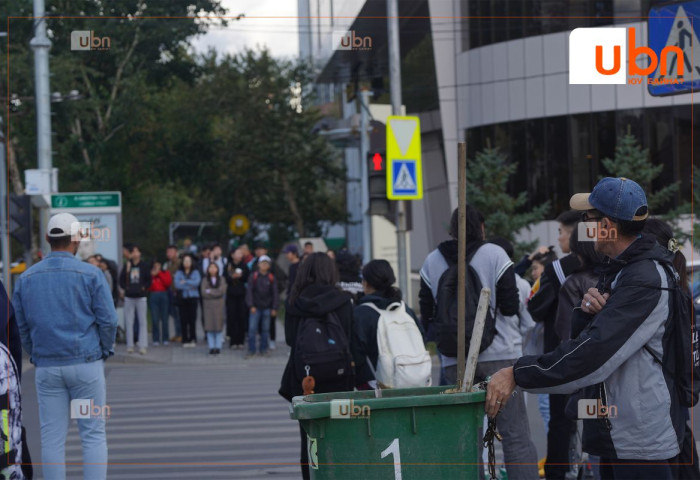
486;177;681;479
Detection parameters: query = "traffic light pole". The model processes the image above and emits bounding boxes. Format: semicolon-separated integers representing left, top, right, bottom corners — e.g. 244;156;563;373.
0;118;11;291
30;0;52;256
359;89;372;264
387;0;408;297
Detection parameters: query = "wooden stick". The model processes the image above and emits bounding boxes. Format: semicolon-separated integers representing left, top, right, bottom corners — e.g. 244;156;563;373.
456;142;467;389
461;288;491;392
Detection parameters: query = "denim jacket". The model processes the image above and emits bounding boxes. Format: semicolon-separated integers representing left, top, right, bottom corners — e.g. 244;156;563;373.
14;251;118;367
174;269;201;298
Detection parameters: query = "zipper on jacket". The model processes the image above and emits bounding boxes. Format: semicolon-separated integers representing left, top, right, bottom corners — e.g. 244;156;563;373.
599;382;613;431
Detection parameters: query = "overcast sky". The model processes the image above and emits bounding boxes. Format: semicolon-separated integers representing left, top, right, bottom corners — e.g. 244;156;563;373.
191;0;300;59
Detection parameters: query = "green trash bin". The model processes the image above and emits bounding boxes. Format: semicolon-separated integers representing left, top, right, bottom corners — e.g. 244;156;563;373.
290;385;485;479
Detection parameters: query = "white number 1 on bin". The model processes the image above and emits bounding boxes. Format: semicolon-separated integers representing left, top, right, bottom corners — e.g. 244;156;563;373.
381;438;402;480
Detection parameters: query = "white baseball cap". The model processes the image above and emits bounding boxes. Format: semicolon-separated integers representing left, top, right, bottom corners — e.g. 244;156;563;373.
47;212;80;238
258;255;272;264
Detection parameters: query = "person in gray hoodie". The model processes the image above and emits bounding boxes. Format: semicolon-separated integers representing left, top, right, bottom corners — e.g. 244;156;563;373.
420;206;539;480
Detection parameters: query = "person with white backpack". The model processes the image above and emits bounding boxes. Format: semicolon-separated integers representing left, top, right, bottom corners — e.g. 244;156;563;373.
352;260;430;390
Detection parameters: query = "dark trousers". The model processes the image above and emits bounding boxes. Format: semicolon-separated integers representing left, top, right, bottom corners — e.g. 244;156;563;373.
545;393;577;479
178;298;198;343
670;421;700;480
299;424;310;480
226;295;247;346
599;458;673;479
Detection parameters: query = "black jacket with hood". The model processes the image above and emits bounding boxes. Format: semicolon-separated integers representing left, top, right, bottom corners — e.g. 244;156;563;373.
514;235;682;460
279;284;354;401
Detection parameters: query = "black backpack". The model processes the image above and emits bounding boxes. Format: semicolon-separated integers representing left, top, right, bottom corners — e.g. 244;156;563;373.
294;311;354;388
643;261;700;408
435;242;496;357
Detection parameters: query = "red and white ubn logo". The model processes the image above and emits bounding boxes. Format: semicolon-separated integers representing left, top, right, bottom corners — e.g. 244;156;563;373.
569;27;685;84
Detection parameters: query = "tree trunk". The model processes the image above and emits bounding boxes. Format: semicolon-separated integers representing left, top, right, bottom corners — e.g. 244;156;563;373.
280;173;305;237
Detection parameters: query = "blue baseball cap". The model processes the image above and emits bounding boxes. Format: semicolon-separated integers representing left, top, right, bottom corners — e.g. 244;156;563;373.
570;177;648;222
282;244;298;255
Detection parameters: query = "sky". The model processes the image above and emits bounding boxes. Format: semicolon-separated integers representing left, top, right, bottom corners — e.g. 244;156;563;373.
191;0;300;59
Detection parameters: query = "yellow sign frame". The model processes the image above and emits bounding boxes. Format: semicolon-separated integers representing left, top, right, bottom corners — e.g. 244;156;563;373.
386;115;423;200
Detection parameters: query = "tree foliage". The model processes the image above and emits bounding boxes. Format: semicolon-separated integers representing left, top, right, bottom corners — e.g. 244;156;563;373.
601;129;679;212
2;2;346;259
466;145;550;257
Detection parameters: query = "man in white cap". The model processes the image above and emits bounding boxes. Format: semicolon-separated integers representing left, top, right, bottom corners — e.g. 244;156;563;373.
14;212;117;480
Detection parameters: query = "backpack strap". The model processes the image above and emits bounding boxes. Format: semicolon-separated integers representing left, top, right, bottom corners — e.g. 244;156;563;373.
358;302;384;314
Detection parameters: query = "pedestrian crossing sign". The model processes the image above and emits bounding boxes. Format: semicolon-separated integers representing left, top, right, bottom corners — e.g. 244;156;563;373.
386;116;423;200
649;1;700;95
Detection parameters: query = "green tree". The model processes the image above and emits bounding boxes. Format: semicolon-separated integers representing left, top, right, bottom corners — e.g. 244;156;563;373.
601;128;679;212
466;145;550;256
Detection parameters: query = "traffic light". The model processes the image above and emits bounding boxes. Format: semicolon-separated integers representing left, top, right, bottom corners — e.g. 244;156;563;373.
8;194;31;251
368;152;394;218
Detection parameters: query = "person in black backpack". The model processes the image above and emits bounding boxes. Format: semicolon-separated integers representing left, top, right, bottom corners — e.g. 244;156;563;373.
419;206;539;480
352;260;424;390
279;252;354;480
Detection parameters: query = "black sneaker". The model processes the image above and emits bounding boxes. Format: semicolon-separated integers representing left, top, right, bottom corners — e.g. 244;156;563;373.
209;349;215;355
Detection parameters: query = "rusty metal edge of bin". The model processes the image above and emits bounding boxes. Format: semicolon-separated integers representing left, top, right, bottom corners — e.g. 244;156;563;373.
289;387;486;421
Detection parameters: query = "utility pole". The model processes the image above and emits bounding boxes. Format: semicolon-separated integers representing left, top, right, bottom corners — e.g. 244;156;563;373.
30;0;52;255
0;118;11;292
387;0;408;296
359;89;372;264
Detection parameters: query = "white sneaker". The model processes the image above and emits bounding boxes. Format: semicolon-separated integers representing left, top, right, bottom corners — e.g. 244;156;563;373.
163;341;169;346
153;342;160;347
269;340;276;350
127;348;134;354
139;348;147;355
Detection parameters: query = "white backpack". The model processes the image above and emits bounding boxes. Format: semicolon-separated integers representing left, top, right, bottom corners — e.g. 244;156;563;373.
361;302;432;389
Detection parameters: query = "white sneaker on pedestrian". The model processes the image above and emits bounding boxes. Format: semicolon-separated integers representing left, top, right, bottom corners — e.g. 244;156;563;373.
153;342;160;347
269;340;276;350
163;341;169;346
127;348;134;354
139;348;147;355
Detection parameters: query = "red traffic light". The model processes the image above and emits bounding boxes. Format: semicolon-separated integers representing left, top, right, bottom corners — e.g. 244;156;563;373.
372;153;383;171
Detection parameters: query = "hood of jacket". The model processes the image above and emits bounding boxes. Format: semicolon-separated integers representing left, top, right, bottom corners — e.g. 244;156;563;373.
597;234;674;291
287;284;351;318
437;239;483;266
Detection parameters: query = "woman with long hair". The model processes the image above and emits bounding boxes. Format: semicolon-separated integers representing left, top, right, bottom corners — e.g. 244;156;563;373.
224;249;250;349
174;253;201;347
201;262;227;355
279;253;354;480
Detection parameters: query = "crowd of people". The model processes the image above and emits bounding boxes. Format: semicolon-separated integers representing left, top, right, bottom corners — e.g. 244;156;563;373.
95;239;343;357
6;176;700;480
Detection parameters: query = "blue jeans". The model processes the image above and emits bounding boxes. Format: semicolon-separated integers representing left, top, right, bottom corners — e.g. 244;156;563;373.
538;393;550;434
149;291;170;343
35;360;107;480
248;308;270;354
206;331;223;350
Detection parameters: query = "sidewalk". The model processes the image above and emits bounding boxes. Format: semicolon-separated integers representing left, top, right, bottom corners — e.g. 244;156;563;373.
111;318;291;366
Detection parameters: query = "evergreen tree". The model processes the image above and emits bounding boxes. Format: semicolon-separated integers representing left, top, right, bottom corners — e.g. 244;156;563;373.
601;128;679;212
466;144;550;257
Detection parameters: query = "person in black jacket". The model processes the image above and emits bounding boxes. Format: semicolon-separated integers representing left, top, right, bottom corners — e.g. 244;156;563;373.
118;244;151;354
224;249;250;349
352;260;423;389
279;252;353;480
